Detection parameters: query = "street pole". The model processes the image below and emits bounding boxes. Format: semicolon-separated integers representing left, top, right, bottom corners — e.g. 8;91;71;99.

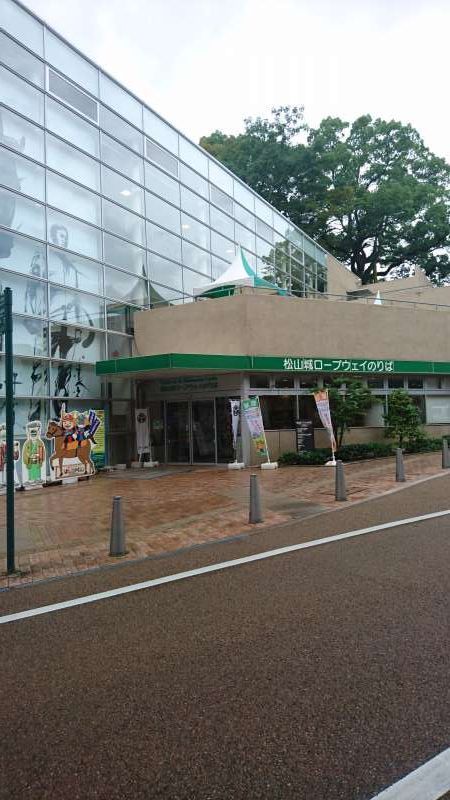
4;289;15;574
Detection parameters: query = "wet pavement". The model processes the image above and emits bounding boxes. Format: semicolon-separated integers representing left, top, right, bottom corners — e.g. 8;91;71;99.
0;451;446;589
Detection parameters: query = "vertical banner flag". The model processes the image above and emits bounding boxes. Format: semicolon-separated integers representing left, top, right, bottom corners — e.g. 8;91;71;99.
91;410;106;470
135;408;150;456
313;390;336;453
229;400;241;451
241;397;269;460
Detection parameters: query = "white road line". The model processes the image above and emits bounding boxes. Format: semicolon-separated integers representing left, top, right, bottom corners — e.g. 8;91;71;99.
1;508;449;625
371;746;450;799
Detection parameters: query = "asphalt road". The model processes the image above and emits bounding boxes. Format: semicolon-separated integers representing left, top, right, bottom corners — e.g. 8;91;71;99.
1;475;449;799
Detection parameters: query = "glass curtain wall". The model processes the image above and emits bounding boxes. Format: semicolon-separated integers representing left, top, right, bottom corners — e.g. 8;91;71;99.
0;0;328;444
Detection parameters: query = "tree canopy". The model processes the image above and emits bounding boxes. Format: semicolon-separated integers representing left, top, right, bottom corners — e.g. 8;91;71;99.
200;108;450;285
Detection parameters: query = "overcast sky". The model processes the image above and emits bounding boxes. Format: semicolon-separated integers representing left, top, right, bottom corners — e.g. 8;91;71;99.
22;0;450;162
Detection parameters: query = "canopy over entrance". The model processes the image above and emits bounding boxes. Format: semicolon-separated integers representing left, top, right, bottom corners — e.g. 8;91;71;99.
194;248;287;298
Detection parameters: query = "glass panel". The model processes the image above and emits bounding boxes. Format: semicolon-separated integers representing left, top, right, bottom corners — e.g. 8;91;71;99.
0;268;46;315
0;106;44;163
100;105;143;153
107;332;132;359
256;236;274;261
216;396;236;462
210;205;234;239
50;362;102;399
0;187;45;241
102;199;144;246
48;246;102;295
49;285;104;328
0;31;44;86
235;223;255;252
0;0;44;54
234;203;255;230
106;302;136;334
145;139;178;176
0;231;45;277
234;181;254;211
179;137;208;176
100;132;144;183
48;69;98;123
150;283;183;306
0;146;44;201
145;193;180;233
103;232;146;276
388;377;404;389
242;248;256;268
211;256;228;279
274;212;289;236
148;253;182;291
426;396;450;423
99;74;142;127
146;223;181;262
181;213;209;249
182;267;209;295
208;161;233;194
166;401;190;462
46;133;100;191
260;395;296;429
210;184;233;214
182;241;211;276
47;208;101;261
254;197;273;226
256;219;273;242
143;108;178;154
179;164;208;198
0;64;44;124
101;165;144;215
47;171;101;225
45;30;98;95
50;322;105;362
144;162;179;205
0;356;48;396
12;315;47;356
46;96;99;157
180;187;209;224
192;399;215;462
211;231;235;261
104;265;148;306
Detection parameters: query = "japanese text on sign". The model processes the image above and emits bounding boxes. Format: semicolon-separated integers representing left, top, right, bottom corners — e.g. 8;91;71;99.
282;358;394;373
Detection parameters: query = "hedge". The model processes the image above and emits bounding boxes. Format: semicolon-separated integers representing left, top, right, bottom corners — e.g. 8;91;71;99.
278;437;446;466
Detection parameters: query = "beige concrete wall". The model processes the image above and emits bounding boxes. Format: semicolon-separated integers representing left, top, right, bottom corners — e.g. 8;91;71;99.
134;293;450;362
326;254;361;296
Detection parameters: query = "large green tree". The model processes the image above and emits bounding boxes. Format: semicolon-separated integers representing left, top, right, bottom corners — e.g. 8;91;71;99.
201;109;450;285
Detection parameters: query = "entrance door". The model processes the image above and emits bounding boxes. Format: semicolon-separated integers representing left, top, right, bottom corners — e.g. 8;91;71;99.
166;401;190;462
191;399;216;463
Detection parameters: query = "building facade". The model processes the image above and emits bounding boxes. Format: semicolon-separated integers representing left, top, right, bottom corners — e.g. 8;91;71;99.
0;0;328;464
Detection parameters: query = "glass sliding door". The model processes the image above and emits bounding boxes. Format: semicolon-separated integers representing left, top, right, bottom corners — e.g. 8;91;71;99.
166;401;190;462
216;397;236;463
191;399;215;463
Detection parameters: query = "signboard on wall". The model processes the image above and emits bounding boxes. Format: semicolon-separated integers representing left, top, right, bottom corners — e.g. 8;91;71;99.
91;409;106;470
295;420;314;453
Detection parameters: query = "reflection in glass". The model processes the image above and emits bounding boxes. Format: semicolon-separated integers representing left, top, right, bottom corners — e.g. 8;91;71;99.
100;132;144;183
102;165;144;215
0;269;46;316
102;199;144;246
179;164;208;198
182;241;211;276
0;229;45;278
148;253;183;291
149;283;183;307
12;315;48;357
179;138;208;176
103;232;146;276
210;184;233;215
51;323;104;362
1;0;44;56
0;357;48;396
48;246;102;295
0;187;45;249
50;361;101;399
47;207;101;261
50;285;104;328
210;205;234;239
0;106;44;163
180;187;209;223
192;399;215;462
209;161;233;194
145;193;180;233
46;133;100;191
145;162;179;205
99;74;142;128
104;265;148;306
0;64;44;125
107;333;132;359
181;213;209;250
182;267;209;295
47;171;101;225
46;96;99;157
145;139;178;177
106;302;136;334
144;108;178;154
211;230;235;262
146;223;181;262
45;30;98;95
100;106;143;153
0;31;45;86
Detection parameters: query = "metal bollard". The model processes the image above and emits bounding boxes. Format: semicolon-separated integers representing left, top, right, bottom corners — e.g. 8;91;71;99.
442;438;450;469
395;448;405;482
335;460;347;501
109;495;127;556
249;473;263;524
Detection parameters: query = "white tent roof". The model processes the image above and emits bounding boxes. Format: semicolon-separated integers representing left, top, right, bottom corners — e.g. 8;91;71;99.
193;249;286;297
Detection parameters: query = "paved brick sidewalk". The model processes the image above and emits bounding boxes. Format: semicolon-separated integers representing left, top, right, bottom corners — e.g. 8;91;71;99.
0;452;444;589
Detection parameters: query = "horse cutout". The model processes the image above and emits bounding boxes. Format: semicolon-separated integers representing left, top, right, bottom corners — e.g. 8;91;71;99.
46;406;100;480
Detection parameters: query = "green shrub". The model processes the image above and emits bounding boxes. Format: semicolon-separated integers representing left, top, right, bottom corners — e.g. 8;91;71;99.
279;436;447;466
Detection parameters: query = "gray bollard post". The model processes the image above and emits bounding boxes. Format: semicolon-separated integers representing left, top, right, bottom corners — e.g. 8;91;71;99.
442;438;449;469
396;448;405;482
110;495;127;556
335;460;347;501
249;473;263;524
